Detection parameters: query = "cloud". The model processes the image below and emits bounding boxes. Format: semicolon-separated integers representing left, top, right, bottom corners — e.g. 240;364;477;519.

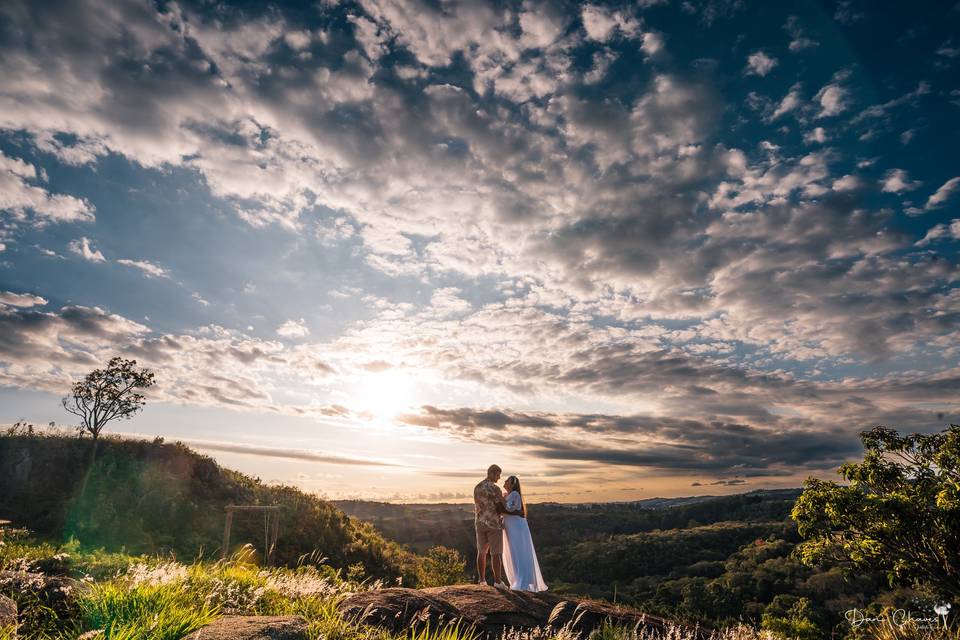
117;259;169;278
745;51;778;76
881;168;922;193
0;291;48;308
784;15;818;52
769;83;803;121
831;174;863;192
0;0;957;496
938;40;960;58
641;31;665;57
922;177;960;211
803;127;826;144
580;4;637;41
814;81;849;118
276;318;310;339
396;403;891;475
68;237;106;262
184;438;404;467
916;220;960;246
0;152;95;225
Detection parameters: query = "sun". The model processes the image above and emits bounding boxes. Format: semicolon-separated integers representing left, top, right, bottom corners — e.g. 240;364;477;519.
351;369;418;426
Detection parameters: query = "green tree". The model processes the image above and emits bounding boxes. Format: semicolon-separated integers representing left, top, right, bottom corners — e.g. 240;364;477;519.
417;545;467;587
760;595;823;640
62;356;156;442
62;356;155;492
791;425;960;599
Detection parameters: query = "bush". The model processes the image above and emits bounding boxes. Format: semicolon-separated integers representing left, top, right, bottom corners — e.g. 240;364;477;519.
417;546;467;588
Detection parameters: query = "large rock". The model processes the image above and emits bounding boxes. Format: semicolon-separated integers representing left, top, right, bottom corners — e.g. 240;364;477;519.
0;571;81;617
337;588;462;634
338;585;711;639
181;616;308;640
0;593;16;630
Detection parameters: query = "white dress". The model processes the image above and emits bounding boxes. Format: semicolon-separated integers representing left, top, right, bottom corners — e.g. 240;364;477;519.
501;491;548;592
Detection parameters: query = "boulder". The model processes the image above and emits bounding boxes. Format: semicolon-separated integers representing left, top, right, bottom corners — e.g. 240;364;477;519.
181;616;309;640
423;585;561;635
547;599;682;637
0;593;16;630
338;585;712;639
0;571;81;617
337;587;462;634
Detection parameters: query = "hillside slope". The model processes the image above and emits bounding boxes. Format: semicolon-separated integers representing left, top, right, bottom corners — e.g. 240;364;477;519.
0;432;416;581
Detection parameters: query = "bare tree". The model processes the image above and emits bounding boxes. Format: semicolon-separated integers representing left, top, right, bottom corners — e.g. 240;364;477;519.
62;356;156;441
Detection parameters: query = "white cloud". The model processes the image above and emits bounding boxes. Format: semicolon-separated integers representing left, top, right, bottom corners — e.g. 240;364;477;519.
924;177;960;210
937;40;960;58
0;291;48;308
519;5;567;49
784;16;818;52
0;152;95;225
283;30;312;51
769;83;803;121
580;4;637;42
832;174;862;192
277;318;311;339
881;168;922;194
814;83;849;118
745;51;778;76
117;258;169;278
916;220;960;246
803;127;826;144
641;31;665;57
68;237;106;262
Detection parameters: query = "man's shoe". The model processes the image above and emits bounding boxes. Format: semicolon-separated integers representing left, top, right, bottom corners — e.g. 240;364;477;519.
494;581;509;589
478;579;487;586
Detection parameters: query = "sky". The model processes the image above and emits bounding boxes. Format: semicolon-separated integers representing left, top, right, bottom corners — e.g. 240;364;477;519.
1;0;959;503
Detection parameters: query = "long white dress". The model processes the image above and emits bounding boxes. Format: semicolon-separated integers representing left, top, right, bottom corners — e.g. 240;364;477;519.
501;491;548;592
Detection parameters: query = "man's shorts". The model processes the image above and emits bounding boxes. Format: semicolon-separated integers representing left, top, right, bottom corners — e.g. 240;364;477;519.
475;522;503;555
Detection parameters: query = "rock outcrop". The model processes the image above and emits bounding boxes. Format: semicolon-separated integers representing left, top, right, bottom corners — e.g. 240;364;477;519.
0;570;81;619
338;585;711;639
0;593;16;630
182;616;309;640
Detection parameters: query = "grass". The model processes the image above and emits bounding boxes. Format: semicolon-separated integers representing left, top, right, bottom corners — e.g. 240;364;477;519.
0;535;835;640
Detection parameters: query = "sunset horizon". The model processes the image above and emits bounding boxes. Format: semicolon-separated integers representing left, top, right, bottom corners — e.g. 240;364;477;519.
2;0;959;504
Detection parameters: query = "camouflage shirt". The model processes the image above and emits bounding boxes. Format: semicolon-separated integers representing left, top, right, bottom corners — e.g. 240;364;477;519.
474;479;503;530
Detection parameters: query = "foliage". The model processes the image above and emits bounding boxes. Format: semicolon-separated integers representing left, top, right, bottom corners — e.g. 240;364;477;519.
406;620;480;640
417;546;467;588
78;580;218;639
791;424;960;600
0;434;419;583
62;357;156;440
759;595;823;640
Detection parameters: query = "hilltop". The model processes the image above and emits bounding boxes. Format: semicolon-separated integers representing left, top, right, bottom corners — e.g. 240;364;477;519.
0;432;417;581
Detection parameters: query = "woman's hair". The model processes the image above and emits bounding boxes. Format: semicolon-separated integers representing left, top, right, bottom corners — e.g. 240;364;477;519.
507;475;527;518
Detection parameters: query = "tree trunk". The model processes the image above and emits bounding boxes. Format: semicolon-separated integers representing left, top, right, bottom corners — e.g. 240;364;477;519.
78;434;99;497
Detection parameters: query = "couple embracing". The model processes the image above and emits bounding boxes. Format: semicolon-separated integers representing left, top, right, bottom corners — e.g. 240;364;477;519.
473;464;548;592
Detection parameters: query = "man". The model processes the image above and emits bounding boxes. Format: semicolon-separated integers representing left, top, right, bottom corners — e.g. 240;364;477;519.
474;464;508;588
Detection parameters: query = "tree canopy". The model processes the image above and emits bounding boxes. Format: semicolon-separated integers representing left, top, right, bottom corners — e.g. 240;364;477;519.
62;356;156;440
791;424;960;600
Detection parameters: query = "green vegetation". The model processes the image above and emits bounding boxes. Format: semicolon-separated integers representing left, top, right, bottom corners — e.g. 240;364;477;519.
0;431;417;581
0;533;783;640
792;425;960;600
416;546;468;588
3;425;959;640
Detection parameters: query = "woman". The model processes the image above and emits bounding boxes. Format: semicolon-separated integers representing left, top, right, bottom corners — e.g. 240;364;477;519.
500;475;548;592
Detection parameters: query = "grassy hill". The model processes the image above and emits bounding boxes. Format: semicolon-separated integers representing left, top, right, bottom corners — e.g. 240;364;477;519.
0;432;417;582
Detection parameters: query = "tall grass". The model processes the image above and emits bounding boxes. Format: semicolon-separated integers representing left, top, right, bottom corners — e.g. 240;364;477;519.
77;581;218;640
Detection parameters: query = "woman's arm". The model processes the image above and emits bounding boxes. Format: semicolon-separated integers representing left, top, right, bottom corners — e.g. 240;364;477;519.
505;490;523;515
